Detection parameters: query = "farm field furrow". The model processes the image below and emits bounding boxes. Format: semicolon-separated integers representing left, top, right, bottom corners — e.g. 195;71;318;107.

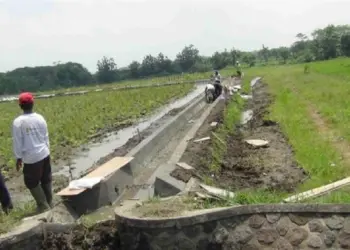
0;83;194;179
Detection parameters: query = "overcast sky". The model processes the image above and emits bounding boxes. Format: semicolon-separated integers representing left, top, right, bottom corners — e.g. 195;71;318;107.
0;0;349;73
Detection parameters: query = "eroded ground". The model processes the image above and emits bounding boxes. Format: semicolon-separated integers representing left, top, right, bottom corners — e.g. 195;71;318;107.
175;81;307;192
41;220;119;250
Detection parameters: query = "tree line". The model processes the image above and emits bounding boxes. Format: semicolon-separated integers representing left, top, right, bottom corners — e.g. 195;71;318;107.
0;24;349;95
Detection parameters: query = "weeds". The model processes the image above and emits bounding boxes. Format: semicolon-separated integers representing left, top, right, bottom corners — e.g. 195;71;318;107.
209;95;244;173
0;202;36;234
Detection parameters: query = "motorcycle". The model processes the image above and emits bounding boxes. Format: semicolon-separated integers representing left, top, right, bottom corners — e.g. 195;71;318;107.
205;77;222;103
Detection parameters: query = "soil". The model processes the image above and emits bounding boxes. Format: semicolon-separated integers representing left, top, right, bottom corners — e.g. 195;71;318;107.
176;81;307;193
41;220;120;250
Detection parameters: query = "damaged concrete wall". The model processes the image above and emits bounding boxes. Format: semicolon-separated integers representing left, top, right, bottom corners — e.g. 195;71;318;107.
115;204;350;249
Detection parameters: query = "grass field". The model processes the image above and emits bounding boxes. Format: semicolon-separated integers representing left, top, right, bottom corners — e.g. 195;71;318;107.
33;73;211;95
225;58;350;204
0;83;194;177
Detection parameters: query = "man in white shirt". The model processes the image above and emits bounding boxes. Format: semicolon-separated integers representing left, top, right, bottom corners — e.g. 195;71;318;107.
12;92;52;212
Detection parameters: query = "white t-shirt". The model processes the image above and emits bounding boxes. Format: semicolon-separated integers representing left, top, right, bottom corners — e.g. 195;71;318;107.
12;113;50;164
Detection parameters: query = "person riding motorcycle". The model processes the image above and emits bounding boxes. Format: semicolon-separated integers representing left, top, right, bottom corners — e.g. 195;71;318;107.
213;71;222;97
236;61;242;77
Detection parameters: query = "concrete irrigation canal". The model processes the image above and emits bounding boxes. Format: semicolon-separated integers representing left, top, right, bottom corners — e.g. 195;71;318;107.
4;76;347;250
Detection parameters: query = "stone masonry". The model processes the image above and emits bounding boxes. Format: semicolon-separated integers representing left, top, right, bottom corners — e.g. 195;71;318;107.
116;204;350;250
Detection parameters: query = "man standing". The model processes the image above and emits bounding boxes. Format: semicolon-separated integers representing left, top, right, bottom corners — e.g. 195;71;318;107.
12;92;52;212
0;171;13;214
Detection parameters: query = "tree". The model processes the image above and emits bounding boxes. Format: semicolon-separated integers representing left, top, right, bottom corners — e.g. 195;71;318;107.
341;33;350;56
156;53;172;74
128;61;140;78
312;25;340;60
96;56;118;83
211;50;231;70
140;54;158;76
176;45;199;72
230;48;240;65
191;56;212;73
278;47;290;64
260;45;269;63
296;33;308;41
242;52;256;67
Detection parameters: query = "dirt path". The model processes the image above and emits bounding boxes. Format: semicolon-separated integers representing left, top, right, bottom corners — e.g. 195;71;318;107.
291;86;350;167
176;81;307;192
308;105;350;161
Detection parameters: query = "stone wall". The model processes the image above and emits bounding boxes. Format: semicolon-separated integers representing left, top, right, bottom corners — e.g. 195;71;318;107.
115;204;350;250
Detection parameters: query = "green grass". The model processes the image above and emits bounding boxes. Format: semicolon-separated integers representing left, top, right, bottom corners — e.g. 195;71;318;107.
208;95;244;174
0;83;194;177
309;57;350;79
0;202;36;234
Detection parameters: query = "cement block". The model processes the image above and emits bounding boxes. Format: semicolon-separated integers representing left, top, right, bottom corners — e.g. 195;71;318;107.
64;162;133;216
154;176;185;198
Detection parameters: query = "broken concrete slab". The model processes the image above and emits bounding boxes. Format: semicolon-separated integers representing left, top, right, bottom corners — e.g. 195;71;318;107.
194;137;210;143
199;184;235;199
245;139;269;148
240;94;253;100
241;110;253;125
233;85;241;90
176;162;195;170
195;192;220;200
250;77;262;87
183;178;199;193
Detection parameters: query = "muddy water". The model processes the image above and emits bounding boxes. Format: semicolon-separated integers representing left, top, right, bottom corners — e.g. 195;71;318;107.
53;84;206;179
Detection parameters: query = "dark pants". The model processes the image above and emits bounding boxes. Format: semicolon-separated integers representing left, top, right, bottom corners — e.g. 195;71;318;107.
23;156;52;189
214;82;222;97
0;171;12;210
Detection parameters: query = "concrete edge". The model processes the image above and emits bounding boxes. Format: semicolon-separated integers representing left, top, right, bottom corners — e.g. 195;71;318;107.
152;94;224;197
125;91;205;171
115;203;350;229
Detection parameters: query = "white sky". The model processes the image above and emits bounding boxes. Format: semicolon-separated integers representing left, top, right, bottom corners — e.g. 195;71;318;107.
0;0;349;73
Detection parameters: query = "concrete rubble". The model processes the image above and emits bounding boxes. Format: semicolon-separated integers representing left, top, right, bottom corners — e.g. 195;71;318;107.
245;139;269;148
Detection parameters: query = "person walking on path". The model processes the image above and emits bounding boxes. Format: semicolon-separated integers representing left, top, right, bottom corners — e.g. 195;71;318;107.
0;171;13;214
12;92;53;212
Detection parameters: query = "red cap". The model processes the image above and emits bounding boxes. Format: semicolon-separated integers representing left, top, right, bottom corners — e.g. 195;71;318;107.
19;92;34;104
